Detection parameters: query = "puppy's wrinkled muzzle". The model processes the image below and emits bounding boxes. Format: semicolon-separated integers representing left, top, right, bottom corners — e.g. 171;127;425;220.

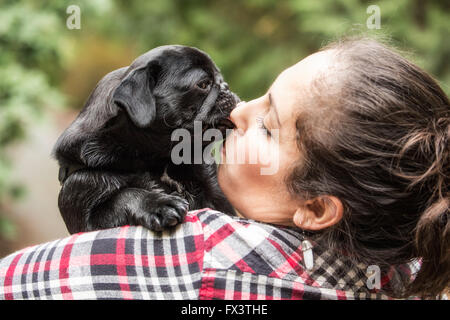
214;87;239;114
209;89;239;139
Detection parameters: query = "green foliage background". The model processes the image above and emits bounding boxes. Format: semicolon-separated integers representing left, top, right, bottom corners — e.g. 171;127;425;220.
0;0;449;239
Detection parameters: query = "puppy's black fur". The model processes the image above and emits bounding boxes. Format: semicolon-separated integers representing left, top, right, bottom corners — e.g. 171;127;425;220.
53;45;239;234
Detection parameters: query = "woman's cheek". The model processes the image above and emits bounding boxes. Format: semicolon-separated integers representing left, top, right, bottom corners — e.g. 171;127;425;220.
222;130;257;180
226;129;280;178
248;129;281;176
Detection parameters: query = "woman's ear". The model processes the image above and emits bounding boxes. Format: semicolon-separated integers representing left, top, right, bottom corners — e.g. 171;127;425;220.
293;196;343;230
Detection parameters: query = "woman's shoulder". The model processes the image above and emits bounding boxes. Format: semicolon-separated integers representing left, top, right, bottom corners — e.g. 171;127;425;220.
191;208;307;275
189;208;304;253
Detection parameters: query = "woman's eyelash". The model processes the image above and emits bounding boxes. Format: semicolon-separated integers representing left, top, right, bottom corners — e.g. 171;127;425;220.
256;115;272;136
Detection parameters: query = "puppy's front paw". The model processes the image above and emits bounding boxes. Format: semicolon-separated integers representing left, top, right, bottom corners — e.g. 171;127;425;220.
139;194;189;232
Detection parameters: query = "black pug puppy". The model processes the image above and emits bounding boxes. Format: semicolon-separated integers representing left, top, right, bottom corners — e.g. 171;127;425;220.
53;45;239;234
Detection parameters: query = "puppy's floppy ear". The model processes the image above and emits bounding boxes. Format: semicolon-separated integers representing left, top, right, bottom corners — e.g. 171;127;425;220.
112;62;158;128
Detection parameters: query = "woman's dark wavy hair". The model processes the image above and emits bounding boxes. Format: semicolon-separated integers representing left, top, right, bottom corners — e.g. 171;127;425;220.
286;36;449;299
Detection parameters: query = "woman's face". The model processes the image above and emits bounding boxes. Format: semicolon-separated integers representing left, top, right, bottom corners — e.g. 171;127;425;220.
218;50;333;226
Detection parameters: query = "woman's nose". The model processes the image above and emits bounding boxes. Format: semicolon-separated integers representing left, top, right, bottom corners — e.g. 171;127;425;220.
229;100;250;132
230;97;263;132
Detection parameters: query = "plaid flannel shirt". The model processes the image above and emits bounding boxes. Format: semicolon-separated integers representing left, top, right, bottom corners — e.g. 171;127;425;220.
0;209;421;300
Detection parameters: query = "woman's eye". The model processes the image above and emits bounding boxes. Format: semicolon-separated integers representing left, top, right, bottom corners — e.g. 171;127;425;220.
196;79;212;90
256;115;272;137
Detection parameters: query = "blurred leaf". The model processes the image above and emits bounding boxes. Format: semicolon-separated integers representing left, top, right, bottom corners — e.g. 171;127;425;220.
0;1;68;240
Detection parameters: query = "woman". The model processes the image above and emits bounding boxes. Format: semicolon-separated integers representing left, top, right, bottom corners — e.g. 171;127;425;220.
0;37;448;299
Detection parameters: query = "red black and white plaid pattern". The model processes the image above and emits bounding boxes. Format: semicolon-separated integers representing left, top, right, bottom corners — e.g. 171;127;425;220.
0;209;421;300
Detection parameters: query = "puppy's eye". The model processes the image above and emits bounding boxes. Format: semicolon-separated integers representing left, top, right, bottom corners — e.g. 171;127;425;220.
196;79;212;90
